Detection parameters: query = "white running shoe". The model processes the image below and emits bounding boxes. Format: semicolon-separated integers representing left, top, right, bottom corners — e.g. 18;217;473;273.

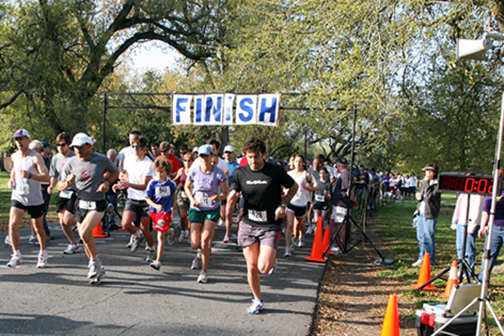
131;230;145;252
126;235;135;248
283;247;291;258
217;219;225;227
4;235;11;246
197;271;208;283
191;257;201;270
89;266;105;285
29;235;37;244
412;259;423;268
150;260;161;270
36;251;49;268
178;231;185;243
306;226;313;235
145;248;156;263
6;253;22;267
167;229;174;246
88;257;102;278
297;238;305;248
223;235;230;244
63;243;80;254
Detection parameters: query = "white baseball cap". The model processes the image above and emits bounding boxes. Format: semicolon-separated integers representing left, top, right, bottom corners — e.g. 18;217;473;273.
13;129;30;139
70;132;96;148
198;144;213;156
223;145;234;153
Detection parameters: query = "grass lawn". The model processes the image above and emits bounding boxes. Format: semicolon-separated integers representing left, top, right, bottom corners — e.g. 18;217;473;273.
373;195;504;333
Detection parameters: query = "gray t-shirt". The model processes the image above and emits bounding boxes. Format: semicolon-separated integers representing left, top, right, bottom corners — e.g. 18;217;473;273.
50;151;77;191
63;152;116;201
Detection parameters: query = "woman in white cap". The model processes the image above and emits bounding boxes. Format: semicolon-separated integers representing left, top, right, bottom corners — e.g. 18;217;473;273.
61;133;118;284
184;144;229;283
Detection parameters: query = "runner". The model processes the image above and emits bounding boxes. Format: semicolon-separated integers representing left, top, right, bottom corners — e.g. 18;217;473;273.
173;152;195;243
145;157;177;270
113;135;157;262
284;155;318;256
307;155;324;235
48;132;80;254
223;145;239;243
61;133;118;284
312;167;332;231
226;136;298;313
6;129;50;268
184;144;228;283
330;157;353;254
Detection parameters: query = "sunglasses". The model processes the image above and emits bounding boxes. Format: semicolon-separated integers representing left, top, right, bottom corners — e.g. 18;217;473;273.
184;159;193;162
56;143;67;147
132;145;142;149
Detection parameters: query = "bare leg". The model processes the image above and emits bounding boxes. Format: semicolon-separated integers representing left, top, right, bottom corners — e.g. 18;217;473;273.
8;207;25;252
78;211;105;259
200;220;216;272
60;210;77;244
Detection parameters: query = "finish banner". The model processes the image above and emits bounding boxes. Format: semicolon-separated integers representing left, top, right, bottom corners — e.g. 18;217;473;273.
172;93;280;127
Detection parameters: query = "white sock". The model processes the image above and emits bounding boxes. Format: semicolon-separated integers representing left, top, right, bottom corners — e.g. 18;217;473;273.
134;230;141;238
14;250;21;256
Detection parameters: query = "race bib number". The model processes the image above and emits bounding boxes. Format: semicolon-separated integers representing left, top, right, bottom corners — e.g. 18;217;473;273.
180;190;188;199
197;196;213;207
60;190;73;199
314;194;325;202
155;186;171;198
17;181;30;195
79;200;96;210
248;210;268;222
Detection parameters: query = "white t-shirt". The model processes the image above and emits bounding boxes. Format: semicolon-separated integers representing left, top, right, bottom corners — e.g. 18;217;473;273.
124;155;155;200
117;146;134;165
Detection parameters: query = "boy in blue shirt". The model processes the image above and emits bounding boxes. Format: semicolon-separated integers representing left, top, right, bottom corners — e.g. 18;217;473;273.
145;157;177;270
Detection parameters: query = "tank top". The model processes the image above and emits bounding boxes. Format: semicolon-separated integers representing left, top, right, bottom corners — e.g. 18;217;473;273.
11;150;44;206
289;170;311;207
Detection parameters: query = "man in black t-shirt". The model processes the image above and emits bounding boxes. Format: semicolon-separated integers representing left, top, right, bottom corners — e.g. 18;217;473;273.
227;136;298;314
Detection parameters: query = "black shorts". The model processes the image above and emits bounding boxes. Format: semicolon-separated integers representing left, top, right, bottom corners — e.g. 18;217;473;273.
313;202;329;211
124;199;150;218
75;199;107;223
56;192;77;214
286;203;307;217
11;201;45;219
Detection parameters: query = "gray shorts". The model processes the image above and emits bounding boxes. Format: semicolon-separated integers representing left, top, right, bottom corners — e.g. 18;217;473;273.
238;221;281;249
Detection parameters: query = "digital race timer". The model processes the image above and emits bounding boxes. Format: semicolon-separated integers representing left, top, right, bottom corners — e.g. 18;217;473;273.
438;172;502;196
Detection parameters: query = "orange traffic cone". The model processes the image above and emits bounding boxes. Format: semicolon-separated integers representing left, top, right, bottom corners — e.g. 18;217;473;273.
93;221;109;238
322;226;333;255
441;260;458;298
380;294;400;336
411;253;438;290
305;217;326;263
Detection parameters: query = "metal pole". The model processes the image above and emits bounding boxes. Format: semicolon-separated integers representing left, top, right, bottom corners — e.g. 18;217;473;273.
103;93;108;154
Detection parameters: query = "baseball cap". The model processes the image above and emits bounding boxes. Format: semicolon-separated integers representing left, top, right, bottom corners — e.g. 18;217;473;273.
70;132;96;148
42;141;54;148
198;144;213;156
13;129;30;139
336;157;348;165
223;145;234;153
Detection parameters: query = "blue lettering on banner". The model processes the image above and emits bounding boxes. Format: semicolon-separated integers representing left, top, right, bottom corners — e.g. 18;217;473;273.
175;97;189;123
205;95;222;122
194;96;203;123
239;98;254;122
258;97;277;123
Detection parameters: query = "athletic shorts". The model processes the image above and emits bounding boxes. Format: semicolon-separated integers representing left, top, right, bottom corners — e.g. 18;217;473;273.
286;203;307;217
150;211;172;232
75;199;107;223
237;221;281;249
56;192;77;213
188;206;221;224
313;202;329;211
176;191;190;210
11;201;45;219
331;206;348;223
124;199;149;218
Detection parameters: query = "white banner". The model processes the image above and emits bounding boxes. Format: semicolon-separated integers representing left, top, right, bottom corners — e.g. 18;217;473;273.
172;93;280;126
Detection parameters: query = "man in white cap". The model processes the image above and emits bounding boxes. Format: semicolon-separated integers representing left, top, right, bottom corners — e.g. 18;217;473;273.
7;129;50;268
60;132;118;284
223;145;239;243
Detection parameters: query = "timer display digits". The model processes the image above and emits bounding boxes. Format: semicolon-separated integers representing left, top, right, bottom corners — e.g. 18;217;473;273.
438;172;502;196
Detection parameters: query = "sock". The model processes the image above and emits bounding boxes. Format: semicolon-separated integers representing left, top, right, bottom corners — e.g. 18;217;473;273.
134;230;141;238
15;250;21;256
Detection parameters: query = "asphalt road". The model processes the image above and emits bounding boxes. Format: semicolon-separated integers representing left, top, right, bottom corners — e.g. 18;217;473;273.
0;215;326;336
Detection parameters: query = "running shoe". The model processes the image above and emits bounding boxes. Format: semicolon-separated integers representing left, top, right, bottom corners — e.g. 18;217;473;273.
63;243;80;254
268;259;278;275
29;235;37;244
217;218;225;227
89;266;106;285
36;251;49;268
197;271;208;283
145;248;156;263
126;235;135;248
6;253;22;267
185;231;190;244
4;235;11;246
131;230;145;252
167;230;174;246
306;226;313;235
297;238;305;248
283;247;291;258
331;246;343;256
178;231;186;243
412;259;423;268
150;260;161;270
248;298;264;314
88;257;102;278
191;257;201;270
223;235;230;244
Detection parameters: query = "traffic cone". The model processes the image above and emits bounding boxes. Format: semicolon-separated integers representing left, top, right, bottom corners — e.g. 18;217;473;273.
322;226;333;255
441;260;458;298
380;294;400;336
411;253;438;290
92;221;109;238
305;217;326;263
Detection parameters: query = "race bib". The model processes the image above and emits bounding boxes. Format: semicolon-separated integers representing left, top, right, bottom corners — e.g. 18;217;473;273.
197;196;213;207
248;210;268;222
79;200;96;210
180;190;188;199
60;190;73;199
155;186;171;198
315;194;325;202
17;181;30;195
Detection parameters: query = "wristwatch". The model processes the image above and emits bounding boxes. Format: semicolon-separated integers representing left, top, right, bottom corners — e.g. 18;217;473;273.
281;203;287;209
28;172;32;179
